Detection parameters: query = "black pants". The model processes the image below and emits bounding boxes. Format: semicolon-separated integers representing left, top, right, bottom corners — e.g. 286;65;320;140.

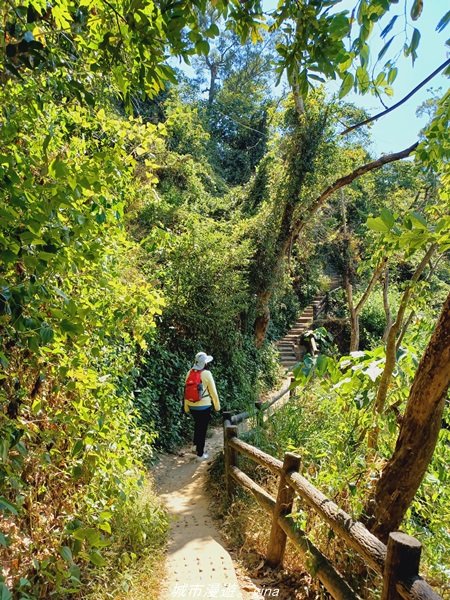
191;407;211;456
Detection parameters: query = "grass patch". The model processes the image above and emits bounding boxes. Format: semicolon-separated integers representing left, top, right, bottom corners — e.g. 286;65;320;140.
84;475;168;599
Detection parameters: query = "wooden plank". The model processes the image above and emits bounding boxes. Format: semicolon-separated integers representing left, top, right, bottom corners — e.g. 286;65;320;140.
259;382;291;411
278;515;362;600
225;425;238;500
382;532;421;600
396;577;443;600
230;466;275;514
267;452;301;567
228;437;283;475
287;471;386;574
231;411;251;424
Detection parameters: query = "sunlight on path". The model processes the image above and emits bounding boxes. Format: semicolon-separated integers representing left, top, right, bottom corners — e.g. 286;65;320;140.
154;429;259;600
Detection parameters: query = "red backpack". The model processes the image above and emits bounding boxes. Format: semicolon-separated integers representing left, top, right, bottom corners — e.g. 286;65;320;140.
184;369;205;403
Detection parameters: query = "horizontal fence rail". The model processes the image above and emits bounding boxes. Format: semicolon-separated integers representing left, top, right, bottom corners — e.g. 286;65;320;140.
227;380;292;426
222;402;443;600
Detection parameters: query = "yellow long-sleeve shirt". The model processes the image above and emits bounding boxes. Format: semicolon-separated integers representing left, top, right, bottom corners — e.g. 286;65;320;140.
184;369;221;413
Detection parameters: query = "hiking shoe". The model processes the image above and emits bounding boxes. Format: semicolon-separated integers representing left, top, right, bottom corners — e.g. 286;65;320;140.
196;453;209;461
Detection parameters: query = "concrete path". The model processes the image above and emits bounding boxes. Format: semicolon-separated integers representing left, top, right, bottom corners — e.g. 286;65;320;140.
154;429;262;600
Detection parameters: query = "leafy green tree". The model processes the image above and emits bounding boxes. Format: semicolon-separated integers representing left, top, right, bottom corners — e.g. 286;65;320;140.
0;74;166;595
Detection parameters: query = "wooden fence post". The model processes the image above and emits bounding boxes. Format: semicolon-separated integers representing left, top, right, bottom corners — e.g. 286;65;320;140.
381;532;422;600
289;376;296;401
222;410;233;434
266;451;301;567
224;424;238;501
255;401;263;427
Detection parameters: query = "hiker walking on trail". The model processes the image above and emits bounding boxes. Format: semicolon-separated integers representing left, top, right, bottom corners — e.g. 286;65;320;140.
184;352;221;460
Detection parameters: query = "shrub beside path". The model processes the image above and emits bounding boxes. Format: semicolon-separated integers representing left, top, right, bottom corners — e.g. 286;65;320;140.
154;428;263;600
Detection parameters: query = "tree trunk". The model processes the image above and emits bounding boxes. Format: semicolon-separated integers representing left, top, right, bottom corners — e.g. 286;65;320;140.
374;244;436;415
252;130;416;347
350;312;360;352
345;273;359;352
208;62;218;105
382;268;392;342
254;291;271;348
363;291;450;543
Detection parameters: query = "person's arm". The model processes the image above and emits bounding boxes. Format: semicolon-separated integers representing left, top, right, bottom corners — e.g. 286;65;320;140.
203;370;220;411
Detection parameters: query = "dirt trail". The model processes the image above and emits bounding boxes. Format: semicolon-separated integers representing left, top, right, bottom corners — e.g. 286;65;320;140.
154;428;263;600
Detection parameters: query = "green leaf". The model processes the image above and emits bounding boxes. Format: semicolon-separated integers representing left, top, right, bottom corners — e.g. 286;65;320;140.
409;211;427;229
374;72;386;86
316;354;328;376
205;23;220;37
89;550;106;567
339;72;354;98
195;40;210;55
367;216;389;232
348;482;357;496
49;158;69;179
61;319;82;335
410;0;423;21
59;546;73;563
0;583;12;600
436;10;450;33
405;28;421;63
72;527;109;547
0;532;9;547
378;36;394;61
387;67;398;84
72;439;84;456
0;497;18;516
360;43;369;67
380;208;395;229
380;15;398;38
99;521;111;534
356;66;370;92
40;324;54;344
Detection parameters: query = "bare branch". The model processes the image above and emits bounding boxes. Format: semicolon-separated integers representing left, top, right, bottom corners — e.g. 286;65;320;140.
340;58;450;136
293;142;418;238
355;257;388;315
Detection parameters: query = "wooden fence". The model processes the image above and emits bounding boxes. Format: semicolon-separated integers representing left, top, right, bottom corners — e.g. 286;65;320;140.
222;391;443;600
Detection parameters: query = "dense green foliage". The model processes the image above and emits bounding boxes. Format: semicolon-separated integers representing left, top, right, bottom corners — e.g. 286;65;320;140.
0;74;170;596
1;1;449;598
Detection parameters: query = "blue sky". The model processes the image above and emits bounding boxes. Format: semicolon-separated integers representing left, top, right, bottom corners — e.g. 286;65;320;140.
265;0;449;154
175;2;448;154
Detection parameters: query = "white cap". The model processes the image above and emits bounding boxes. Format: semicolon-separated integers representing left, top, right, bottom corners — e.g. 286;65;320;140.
193;351;213;370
